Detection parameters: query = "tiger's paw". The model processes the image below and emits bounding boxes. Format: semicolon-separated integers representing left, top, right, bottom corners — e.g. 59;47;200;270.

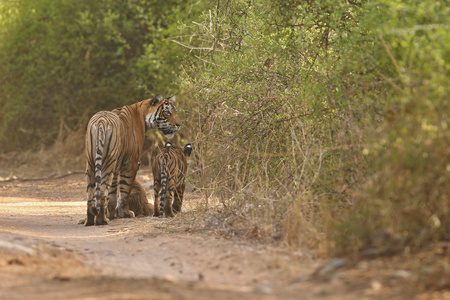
123;210;135;218
95;217;110;225
85;219;95;226
115;207;135;218
85;214;95;226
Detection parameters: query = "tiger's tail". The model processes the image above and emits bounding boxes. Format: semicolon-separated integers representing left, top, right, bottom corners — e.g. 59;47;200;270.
93;123;107;216
158;156;168;217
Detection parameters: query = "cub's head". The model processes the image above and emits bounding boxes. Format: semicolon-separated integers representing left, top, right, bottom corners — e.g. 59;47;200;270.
164;142;192;161
145;95;181;138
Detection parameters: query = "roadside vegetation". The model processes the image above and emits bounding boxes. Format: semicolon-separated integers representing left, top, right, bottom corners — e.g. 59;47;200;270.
0;0;448;288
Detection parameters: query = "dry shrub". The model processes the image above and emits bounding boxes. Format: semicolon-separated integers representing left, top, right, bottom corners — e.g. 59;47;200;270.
323;0;450;259
283;193;322;249
185;88;363;247
178;0;372;249
327;120;450;257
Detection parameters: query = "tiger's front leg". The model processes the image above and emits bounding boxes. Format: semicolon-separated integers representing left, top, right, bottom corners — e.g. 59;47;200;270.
115;169;136;218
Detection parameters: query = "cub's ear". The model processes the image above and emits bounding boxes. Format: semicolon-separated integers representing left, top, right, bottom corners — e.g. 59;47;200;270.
150;94;164;106
165;142;172;148
183;143;193;157
167;95;176;102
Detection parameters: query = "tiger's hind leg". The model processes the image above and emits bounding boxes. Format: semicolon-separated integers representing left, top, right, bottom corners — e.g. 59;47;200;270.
95;194;110;225
107;172;119;220
172;183;185;214
95;171;114;225
115;169;136;218
85;168;96;226
153;177;161;217
163;185;175;218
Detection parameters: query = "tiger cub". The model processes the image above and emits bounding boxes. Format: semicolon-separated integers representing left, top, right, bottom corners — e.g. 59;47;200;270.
80;179;152;224
128;180;154;217
152;142;193;217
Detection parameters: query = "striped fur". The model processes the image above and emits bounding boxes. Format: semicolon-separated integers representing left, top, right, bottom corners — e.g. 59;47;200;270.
84;95;180;226
129;180;154;217
152;142;193;218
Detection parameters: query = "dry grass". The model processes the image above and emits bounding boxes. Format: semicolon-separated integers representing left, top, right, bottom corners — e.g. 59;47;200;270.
0;122;85;179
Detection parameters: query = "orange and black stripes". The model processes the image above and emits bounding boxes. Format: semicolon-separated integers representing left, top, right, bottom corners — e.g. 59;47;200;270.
152;142;192;218
84;95;181;226
85;111;122;225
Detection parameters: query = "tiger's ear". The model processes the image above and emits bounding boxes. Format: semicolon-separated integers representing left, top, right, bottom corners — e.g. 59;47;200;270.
150;94;164;106
183;144;193;157
165;142;172;148
168;95;176;102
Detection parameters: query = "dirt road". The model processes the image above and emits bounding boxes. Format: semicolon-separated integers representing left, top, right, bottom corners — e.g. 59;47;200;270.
0;169;446;299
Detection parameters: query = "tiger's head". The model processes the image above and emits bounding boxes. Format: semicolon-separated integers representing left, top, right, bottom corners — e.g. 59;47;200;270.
145;95;181;138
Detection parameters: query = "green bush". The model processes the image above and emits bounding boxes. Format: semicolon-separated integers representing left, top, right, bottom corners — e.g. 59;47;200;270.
182;0;449;253
0;0;204;152
326;0;449;256
181;0;372;245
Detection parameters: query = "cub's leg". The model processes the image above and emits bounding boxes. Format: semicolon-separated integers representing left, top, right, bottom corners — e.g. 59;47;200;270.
115;169;136;218
107;173;119;220
163;180;175;217
85;167;96;226
172;183;185;214
153;176;161;217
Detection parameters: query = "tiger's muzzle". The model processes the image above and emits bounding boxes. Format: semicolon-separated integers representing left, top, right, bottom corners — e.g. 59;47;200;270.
159;121;181;139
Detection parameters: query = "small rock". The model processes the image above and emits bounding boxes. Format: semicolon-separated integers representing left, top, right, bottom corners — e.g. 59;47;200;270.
289;274;311;284
391;270;411;278
316;258;347;276
198;272;204;281
255;285;272;294
53;275;71;282
8;258;25;265
371;280;382;291
0;240;35;255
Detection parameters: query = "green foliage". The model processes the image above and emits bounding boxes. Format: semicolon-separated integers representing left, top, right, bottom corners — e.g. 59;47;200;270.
327;0;449;256
182;0;371;244
182;0;449;253
0;0;204;152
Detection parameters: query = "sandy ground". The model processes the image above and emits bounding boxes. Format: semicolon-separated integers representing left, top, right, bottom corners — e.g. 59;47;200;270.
0;168;448;300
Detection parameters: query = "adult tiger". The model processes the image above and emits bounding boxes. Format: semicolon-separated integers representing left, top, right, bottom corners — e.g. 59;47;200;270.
152;142;193;218
84;95;180;226
128;180;154;217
